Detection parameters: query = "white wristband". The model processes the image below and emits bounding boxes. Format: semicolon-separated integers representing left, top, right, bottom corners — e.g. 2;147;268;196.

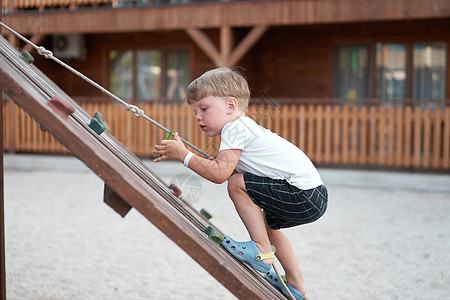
183;152;194;167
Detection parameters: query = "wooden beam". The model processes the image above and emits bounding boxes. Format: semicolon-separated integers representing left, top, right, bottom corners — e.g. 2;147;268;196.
185;27;223;67
103;184;132;217
0;3;5;300
229;26;268;67
22;34;46;54
5;0;449;35
187;26;267;68
220;26;233;67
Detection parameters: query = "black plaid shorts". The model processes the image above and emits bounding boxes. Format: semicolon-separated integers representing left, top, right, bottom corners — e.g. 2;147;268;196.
244;173;328;230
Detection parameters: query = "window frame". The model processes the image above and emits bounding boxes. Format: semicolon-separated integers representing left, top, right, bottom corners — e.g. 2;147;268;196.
108;46;190;103
333;40;448;103
332;41;375;100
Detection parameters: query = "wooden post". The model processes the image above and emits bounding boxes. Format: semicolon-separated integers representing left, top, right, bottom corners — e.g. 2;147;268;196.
0;3;6;300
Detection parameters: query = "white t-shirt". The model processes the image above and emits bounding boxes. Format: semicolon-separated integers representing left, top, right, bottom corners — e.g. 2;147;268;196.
219;116;323;190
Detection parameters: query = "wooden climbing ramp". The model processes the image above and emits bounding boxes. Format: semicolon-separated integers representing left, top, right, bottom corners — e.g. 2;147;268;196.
0;35;286;299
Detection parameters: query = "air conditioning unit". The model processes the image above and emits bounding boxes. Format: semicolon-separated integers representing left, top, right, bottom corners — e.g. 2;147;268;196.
52;34;86;59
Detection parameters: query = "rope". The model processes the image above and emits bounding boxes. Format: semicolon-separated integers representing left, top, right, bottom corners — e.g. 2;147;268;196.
0;21;211;159
273;262;297;300
267;245;296;300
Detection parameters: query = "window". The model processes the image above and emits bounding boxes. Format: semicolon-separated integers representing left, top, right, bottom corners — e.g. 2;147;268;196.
165;49;189;100
334;45;370;100
136;50;161;99
109;50;133;99
109;48;189;102
375;43;407;100
334;41;447;104
413;42;446;100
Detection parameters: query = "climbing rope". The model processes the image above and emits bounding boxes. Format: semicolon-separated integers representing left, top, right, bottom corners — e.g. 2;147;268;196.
273;262;297;300
0;21;210;159
270;245;297;300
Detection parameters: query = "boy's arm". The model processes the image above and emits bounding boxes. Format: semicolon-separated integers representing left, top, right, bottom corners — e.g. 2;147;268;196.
187;149;241;184
153;132;240;184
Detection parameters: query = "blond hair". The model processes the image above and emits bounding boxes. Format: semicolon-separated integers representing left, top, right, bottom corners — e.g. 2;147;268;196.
186;67;250;113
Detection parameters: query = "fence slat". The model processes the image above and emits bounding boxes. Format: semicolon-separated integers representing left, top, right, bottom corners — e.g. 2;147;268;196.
359;106;367;165
332;105;341;164
387;106;395;167
377;106;386;166
413;107;422;168
443;107;450;169
432;108;442;169
350;106;358;164
394;107;403;167
323;105;332;164
422;107;431;168
315;105;323;163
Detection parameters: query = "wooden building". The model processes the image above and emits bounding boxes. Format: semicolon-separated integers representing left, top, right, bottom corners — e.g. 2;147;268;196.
1;0;450;169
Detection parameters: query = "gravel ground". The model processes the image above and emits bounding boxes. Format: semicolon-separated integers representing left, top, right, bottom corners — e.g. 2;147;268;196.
3;154;450;300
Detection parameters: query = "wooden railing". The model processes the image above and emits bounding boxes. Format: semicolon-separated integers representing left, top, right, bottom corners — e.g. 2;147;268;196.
3;100;450;170
2;0;227;11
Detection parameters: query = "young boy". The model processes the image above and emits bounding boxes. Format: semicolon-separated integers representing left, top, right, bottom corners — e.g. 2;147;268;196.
153;67;327;299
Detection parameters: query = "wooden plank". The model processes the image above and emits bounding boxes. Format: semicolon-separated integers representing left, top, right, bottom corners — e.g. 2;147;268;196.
378;106;386;166
323;105;331;164
315;104;323;163
103;184;132;218
306;104;314;161
387;106;395;168
332;105;340;164
185;27;222;67
0;35;285;300
220;25;233;67
368;106;376;166
0;6;4;299
413;106;422;168
393;107;403;168
422;107;431;168
341;106;349;164
403;106;412;168
298;105;306;151
443;107;450;169
228;26;268;67
350;106;358;164
359;106;367;165
432;108;442;169
4;0;450;35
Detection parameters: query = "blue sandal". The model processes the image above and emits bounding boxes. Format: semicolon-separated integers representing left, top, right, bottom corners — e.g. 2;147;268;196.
265;269;305;300
221;236;274;273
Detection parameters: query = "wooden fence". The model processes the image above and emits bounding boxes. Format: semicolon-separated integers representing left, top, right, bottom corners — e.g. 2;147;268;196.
3;100;450;170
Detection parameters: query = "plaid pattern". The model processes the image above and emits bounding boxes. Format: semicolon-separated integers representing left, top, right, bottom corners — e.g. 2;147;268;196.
244;174;328;230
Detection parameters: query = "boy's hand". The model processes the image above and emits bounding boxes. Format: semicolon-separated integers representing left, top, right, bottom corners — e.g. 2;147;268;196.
153;132;189;163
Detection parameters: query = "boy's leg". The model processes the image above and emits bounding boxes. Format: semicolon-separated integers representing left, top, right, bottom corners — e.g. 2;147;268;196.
227;174;274;264
228;174;307;295
266;225;307;296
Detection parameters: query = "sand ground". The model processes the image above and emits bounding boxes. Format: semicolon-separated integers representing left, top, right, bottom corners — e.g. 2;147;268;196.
3;154;450;299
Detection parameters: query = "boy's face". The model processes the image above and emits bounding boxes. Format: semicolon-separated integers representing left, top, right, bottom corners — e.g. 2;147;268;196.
192;95;237;137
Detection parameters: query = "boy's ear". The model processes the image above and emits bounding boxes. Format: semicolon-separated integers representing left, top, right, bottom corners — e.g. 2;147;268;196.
226;97;238;113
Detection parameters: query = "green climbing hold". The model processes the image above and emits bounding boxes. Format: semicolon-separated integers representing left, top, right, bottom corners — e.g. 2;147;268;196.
200;208;212;220
20;51;34;64
94;111;110;133
88;118;106;135
203;225;224;246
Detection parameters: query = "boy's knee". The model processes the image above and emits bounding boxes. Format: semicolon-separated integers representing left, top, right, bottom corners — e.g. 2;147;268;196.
227;173;245;194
